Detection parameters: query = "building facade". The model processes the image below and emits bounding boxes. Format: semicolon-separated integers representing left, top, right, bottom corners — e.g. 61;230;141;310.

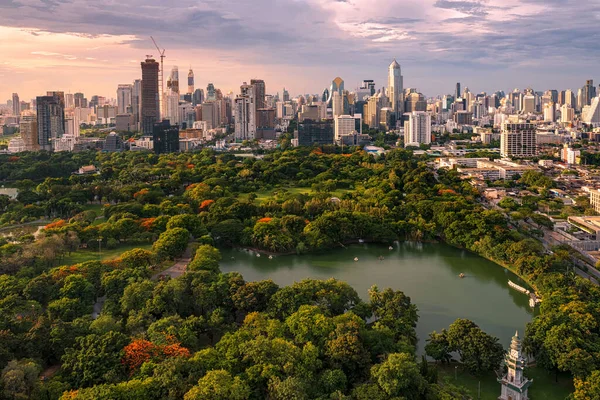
234;84;256;140
117;84;132;115
36;94;64;151
404;111;431;147
297;120;334;146
500;122;537;158
153;120;179;154
141;57;160;136
388;60;404;117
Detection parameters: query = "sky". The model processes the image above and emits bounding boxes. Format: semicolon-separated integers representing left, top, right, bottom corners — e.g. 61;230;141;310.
1;0;599;102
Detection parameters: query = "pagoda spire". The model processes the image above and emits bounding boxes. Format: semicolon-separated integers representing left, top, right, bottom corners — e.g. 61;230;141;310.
498;331;532;400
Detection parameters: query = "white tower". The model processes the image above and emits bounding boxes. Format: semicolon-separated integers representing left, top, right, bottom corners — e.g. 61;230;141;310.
498;331;532;400
388;59;404;117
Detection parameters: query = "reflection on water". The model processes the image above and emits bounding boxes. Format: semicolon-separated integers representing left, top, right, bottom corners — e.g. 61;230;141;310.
220;242;535;352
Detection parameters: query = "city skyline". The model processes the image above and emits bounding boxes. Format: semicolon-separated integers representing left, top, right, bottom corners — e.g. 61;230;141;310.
1;0;600;101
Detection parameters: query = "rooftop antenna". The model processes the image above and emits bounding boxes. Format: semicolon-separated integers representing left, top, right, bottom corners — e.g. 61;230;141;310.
150;37;166;119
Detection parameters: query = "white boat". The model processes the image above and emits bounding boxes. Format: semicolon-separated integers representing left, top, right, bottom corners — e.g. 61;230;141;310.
269;255;273;259
354;257;359;261
256;254;261;258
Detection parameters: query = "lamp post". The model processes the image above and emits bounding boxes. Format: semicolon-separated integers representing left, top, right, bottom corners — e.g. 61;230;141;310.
97;237;103;259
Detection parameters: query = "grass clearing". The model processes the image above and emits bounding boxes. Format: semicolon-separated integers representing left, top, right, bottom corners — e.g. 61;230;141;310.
240;186;351;203
60;243;153;266
437;364;573;400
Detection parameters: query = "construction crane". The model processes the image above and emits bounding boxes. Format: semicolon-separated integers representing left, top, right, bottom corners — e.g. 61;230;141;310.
150;36;166;119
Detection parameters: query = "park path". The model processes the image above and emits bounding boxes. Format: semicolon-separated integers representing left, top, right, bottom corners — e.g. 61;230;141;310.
152;244;194;280
92;244;194;319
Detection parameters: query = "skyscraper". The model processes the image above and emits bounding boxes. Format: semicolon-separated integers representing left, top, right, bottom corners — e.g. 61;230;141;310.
251;79;266;109
20;112;38;151
36;94;64;151
187;68;194;94
455;83;461;101
74;93;86;108
11;93;20;116
141;57;160;135
153;120;179;154
117;84;133;115
500;122;537;158
132;79;142;131
207;83;216;101
65;93;74;109
167;66;180;95
404;111;431;147
388;60;403;116
234;83;256;141
193;89;204;106
583;79;596;107
282;88;290;102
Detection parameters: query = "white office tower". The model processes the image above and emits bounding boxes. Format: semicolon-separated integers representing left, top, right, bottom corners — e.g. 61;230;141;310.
234;84;256;140
560;104;574;124
543;102;556;122
165;92;180;124
404;111;431;147
117;84;133;115
334;114;362;141
388;59;404;116
582;97;600;125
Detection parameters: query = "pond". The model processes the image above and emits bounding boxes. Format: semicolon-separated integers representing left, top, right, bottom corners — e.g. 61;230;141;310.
220;242;535;352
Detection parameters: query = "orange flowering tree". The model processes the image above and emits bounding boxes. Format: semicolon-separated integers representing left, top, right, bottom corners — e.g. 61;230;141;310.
122;338;190;374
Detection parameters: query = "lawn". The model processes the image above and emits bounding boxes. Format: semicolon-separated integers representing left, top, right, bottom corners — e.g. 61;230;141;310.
437;364;573;400
60;243;153;266
241;186;350;203
81;203;106;214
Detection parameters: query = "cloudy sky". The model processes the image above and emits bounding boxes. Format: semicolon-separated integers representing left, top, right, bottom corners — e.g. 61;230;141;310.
1;0;599;102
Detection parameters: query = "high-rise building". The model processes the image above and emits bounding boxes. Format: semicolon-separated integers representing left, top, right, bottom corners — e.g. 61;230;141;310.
560;104;575;124
543;102;556;122
74;92;86;108
334;114;362;141
405;92;427;113
152;120;179;154
36;94;64;151
12;93;20;116
65;93;74;109
297;119;334;146
187;68;194;94
522;95;535;114
251;79;266;110
20;112;38;151
193;89;204;106
167;66;180;94
132;79;142;131
282;88;290;102
455;83;461;101
117;84;133;115
234;83;256;140
165;92;181;124
582;96;600;125
388;60;403;116
500;122;537;158
206;83;216;101
332;91;343;117
564;89;576;109
141;57;160;135
404;111;431;147
583;79;596;107
104;132;124;152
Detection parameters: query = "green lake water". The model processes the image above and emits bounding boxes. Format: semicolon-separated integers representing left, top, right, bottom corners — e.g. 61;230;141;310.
220;242;535;352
